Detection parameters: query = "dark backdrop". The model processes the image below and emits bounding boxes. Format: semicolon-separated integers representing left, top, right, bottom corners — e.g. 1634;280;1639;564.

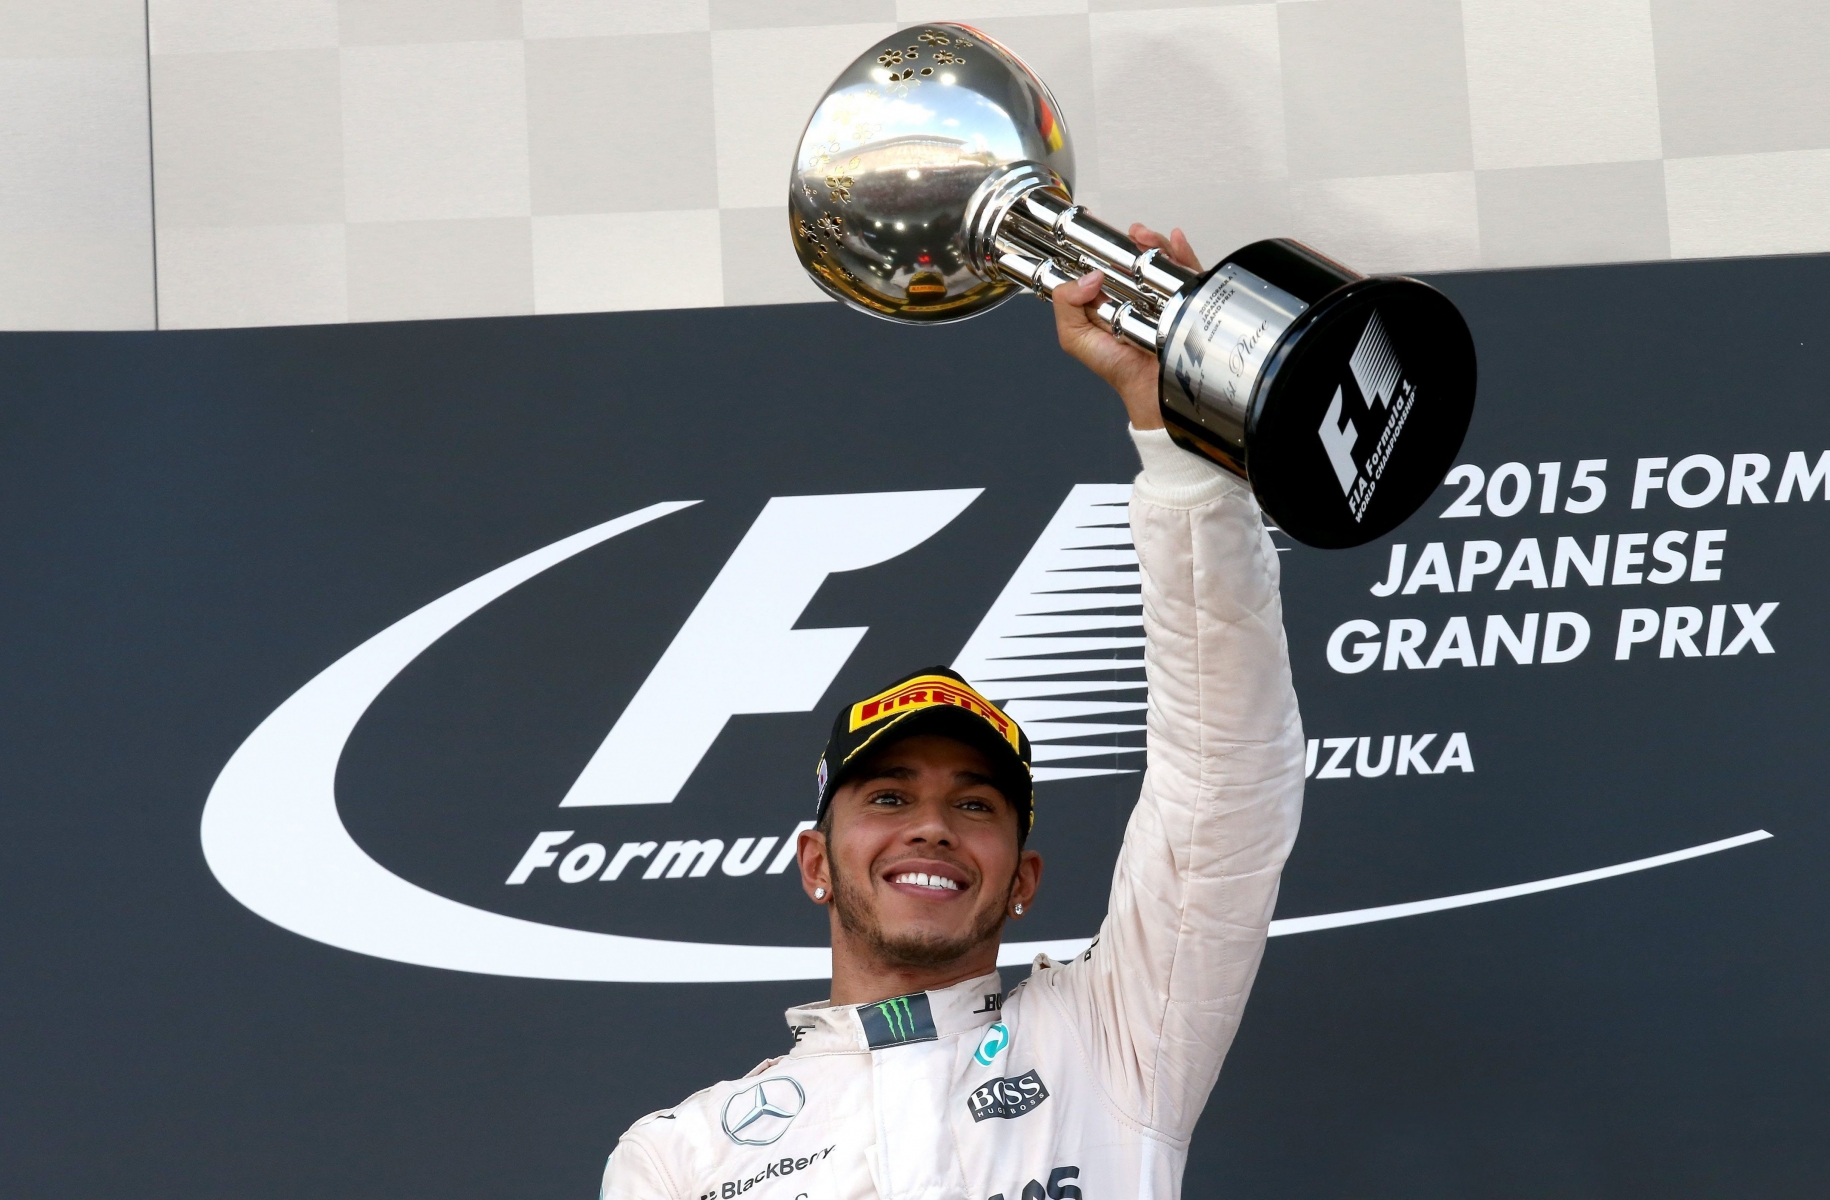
1;253;1825;1198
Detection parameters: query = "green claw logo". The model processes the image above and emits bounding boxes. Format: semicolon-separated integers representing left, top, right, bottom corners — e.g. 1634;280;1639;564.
873;996;917;1040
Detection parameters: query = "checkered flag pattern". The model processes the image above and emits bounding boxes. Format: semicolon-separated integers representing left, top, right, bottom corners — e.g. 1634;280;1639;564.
3;1;1830;330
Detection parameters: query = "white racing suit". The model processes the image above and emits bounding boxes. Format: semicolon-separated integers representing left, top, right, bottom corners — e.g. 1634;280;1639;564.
602;429;1306;1200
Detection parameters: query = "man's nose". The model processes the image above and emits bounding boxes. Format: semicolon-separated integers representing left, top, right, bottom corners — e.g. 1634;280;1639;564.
902;796;955;845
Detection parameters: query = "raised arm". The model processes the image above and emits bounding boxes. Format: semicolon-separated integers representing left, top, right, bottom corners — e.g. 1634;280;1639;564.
1033;247;1306;1141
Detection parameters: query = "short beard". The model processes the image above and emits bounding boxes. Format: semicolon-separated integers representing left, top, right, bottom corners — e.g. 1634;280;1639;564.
829;853;1013;969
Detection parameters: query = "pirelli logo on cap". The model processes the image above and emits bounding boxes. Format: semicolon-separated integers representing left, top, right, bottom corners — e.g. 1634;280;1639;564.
848;674;1020;752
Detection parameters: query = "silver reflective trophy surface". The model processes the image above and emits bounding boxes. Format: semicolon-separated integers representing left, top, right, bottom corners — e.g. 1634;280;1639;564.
790;23;1477;548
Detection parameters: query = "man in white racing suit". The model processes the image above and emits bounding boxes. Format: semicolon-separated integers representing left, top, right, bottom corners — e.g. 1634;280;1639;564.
600;227;1305;1200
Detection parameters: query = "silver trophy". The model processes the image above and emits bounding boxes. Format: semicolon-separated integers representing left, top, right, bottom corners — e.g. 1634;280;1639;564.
790;23;1476;548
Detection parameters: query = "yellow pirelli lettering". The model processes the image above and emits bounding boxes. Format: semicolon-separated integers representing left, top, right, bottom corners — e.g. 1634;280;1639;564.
847;674;1020;751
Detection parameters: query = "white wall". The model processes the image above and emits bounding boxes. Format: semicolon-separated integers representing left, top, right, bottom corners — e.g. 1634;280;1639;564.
0;2;154;329
4;0;1829;330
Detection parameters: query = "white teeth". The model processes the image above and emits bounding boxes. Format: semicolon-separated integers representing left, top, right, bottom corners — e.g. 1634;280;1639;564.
892;872;960;891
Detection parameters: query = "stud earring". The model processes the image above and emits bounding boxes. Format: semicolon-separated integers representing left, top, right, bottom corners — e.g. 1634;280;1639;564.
1012;902;1025;916
813;887;827;900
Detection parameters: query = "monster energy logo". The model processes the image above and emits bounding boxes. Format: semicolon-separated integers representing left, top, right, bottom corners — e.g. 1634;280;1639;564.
859;991;937;1048
874;998;915;1037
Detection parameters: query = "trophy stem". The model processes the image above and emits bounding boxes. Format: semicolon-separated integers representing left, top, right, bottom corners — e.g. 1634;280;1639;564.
982;181;1200;353
994;245;1162;350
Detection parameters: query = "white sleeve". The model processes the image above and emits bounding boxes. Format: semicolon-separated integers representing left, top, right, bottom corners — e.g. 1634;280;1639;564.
600;1136;678;1200
1031;425;1306;1140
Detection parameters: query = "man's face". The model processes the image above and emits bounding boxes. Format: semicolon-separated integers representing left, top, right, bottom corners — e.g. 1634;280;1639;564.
813;734;1040;969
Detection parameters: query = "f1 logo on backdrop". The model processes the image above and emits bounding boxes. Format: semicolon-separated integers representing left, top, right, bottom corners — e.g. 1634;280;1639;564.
200;486;1149;982
560;490;978;810
200;486;1770;983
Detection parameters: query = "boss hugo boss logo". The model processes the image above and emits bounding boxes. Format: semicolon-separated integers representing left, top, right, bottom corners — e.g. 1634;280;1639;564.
967;1070;1049;1122
1318;310;1416;524
700;1145;834;1199
720;1077;806;1146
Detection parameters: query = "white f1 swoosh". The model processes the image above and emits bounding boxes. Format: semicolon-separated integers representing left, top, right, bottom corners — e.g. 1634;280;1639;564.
201;501;831;982
199;500;1777;982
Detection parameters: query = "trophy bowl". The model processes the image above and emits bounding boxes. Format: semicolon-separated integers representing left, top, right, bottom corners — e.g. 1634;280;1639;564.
790;23;1477;549
788;24;1072;322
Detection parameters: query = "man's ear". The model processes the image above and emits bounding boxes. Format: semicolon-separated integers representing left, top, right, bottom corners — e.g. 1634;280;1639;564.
1010;848;1043;913
797;825;832;902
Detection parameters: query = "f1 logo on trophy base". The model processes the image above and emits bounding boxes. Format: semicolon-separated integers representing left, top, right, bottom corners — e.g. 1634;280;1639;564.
790;22;1477;549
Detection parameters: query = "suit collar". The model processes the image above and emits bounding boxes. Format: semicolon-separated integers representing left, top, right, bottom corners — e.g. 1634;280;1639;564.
785;970;1005;1055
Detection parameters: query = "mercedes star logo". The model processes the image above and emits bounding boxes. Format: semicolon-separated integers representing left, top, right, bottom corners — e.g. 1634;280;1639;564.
720;1076;807;1146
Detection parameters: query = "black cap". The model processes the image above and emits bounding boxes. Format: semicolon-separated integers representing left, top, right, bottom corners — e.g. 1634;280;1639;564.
814;666;1034;839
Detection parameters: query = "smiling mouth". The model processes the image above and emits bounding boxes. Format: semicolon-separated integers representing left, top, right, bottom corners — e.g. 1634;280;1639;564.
888;872;962;892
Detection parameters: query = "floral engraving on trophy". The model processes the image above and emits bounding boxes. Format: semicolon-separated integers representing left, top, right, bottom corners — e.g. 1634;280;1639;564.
879;69;922;96
804;138;840;172
805;238;858;287
930;51;965;66
876;47;906;66
796;202;858;285
825;174;854;203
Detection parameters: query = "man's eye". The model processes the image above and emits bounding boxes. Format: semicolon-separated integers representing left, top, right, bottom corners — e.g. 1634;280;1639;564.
959;797;994;813
868;791;908;806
